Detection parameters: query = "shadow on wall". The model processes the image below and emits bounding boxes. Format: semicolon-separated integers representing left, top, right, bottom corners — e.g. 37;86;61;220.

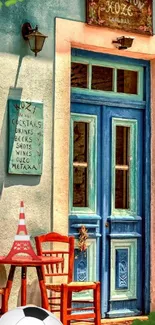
0;0;53;59
17;279;41;307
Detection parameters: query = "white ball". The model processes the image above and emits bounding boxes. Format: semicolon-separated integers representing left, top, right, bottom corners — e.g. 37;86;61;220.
0;306;63;325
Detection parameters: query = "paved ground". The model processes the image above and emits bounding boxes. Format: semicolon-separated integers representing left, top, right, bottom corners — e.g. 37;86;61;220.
101;316;148;325
79;316;148;325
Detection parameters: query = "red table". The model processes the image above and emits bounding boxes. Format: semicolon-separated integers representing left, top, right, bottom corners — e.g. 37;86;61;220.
0;255;63;311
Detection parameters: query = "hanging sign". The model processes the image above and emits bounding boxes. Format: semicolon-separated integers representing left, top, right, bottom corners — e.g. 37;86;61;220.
86;0;153;35
8;99;43;175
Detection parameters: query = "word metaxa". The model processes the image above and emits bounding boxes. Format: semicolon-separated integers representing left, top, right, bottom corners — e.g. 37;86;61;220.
101;0;146;16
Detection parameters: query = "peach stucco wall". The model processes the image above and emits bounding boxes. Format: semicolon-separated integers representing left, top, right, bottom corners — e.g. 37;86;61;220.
54;18;155;311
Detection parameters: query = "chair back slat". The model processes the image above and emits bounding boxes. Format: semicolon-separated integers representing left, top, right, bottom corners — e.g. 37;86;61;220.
62;253;65;273
35;232;74;283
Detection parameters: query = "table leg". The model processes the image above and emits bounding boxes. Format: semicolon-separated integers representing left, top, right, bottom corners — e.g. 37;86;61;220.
5;265;16;303
6;265;16;300
36;266;50;311
21;266;27;306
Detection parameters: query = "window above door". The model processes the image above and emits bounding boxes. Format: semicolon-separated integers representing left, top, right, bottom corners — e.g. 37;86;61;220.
71;57;144;101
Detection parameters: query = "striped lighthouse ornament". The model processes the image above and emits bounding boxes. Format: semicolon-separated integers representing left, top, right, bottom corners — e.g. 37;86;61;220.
4;201;40;261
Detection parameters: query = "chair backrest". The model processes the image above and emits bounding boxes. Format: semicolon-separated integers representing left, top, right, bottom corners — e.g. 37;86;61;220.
35;232;75;283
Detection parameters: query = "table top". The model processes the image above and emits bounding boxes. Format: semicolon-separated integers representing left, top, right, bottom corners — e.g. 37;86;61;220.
0;255;63;266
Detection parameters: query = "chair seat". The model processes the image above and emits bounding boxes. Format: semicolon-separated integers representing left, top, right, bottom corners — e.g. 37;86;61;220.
67;281;97;290
69;281;95;286
46;284;61;292
46;281;96;292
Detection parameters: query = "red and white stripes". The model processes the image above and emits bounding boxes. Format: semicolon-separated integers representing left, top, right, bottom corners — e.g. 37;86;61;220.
16;201;28;235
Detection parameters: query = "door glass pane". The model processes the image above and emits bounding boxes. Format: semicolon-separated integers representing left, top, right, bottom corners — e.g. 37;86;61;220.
74;122;88;163
73;122;88;207
92;66;113;91
71;62;88;88
115;126;130;209
117;69;138;94
73;167;87;207
116;126;129;165
115;170;129;209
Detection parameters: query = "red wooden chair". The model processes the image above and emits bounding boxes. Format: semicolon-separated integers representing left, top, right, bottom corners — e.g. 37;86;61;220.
35;232;101;325
60;281;101;325
35;232;74;312
0;287;9;315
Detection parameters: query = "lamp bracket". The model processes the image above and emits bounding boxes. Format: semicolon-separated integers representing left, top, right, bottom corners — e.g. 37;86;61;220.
112;40;122;44
112;40;128;50
22;22;37;40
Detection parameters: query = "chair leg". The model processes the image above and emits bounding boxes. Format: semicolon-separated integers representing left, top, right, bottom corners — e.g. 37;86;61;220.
60;284;68;325
67;290;72;325
94;282;101;325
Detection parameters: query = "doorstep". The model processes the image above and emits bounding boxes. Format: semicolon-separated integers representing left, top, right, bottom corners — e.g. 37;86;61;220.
101;316;148;325
73;316;148;325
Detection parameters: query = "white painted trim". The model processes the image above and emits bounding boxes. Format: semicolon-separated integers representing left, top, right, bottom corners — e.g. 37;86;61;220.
18;220;25;225
14;235;30;241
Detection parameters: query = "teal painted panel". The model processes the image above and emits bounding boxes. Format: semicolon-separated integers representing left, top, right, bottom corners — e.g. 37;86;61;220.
110;239;137;301
8;99;43;175
73;239;96;300
116;249;128;290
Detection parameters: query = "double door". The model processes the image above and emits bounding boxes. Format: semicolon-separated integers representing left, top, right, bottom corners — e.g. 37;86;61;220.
70;102;144;317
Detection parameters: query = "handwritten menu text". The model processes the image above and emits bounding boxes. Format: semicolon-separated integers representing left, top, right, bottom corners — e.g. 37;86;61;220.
8;100;43;175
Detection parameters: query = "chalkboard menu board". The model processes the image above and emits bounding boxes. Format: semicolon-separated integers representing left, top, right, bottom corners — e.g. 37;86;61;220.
86;0;152;35
8;99;43;175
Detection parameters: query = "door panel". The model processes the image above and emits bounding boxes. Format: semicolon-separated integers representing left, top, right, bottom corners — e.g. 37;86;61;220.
102;107;143;317
70;103;144;318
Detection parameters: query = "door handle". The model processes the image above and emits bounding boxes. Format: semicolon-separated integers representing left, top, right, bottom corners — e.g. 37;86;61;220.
105;221;109;228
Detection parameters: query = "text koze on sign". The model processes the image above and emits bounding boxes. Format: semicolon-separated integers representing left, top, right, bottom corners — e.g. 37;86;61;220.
86;0;152;35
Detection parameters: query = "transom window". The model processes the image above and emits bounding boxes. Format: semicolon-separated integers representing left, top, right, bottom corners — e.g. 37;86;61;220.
71;58;143;100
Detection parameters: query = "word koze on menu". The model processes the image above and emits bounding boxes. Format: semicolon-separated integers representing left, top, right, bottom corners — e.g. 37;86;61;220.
8;100;43;175
86;0;152;35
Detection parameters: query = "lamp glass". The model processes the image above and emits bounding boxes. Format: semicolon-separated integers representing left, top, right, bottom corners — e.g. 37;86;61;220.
27;31;47;55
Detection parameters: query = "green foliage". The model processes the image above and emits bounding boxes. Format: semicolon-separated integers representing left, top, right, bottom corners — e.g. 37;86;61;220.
0;0;24;8
132;313;155;325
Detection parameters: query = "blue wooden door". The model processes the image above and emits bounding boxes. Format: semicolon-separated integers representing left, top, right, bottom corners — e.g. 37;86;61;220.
102;106;143;318
70;102;145;318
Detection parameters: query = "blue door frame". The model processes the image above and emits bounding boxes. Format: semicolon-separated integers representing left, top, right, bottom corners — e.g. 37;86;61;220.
69;49;150;318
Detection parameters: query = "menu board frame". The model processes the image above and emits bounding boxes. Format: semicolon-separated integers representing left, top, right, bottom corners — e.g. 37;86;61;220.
8;99;43;175
86;0;153;35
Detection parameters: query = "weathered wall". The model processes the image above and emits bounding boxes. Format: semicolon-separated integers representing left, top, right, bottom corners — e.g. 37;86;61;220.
0;0;85;309
0;0;154;314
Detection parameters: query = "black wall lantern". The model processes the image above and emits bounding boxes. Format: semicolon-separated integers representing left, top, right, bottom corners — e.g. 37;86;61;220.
112;36;134;50
22;22;48;56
